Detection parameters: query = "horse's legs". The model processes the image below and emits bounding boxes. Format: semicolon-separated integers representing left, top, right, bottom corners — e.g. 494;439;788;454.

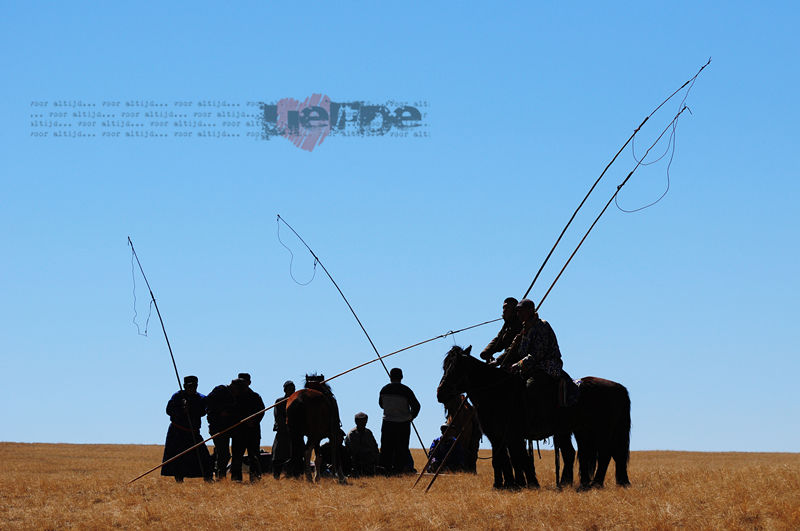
304;444;315;482
331;432;347;484
490;447;504;488
555;431;575;487
490;443;512;489
312;444;322;483
500;447;516;489
508;438;537;488
591;443;612;488
613;446;631;487
288;433;304;478
507;440;525;487
575;431;596;491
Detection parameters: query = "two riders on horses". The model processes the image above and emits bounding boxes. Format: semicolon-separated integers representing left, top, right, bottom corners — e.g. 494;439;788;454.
480;297;573;436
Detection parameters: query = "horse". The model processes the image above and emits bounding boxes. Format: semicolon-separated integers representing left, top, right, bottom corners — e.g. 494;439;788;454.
438;346;540;489
437;345;631;490
285;375;346;483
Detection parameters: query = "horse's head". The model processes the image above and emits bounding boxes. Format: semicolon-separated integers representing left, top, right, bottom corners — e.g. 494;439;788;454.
304;373;332;395
436;345;472;405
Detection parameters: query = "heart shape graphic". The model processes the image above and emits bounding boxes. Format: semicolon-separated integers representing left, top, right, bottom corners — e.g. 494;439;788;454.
276;94;332;152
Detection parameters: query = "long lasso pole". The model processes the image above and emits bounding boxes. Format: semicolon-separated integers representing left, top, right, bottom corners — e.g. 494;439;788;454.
536;105;690;312
522;58;710;300
277;214;430;457
129;237;183;389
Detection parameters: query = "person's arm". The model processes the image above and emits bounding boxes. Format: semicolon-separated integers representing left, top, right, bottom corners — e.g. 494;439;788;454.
408;389;421;419
252;394;266;424
498;330;523;368
367;431;379;454
480;326;504;360
165;393;181;418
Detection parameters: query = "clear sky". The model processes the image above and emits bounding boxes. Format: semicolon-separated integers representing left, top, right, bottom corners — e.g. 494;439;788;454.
1;2;798;452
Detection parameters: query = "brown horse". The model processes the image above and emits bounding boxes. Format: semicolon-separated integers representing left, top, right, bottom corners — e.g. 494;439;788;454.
437;345;630;490
285;376;346;483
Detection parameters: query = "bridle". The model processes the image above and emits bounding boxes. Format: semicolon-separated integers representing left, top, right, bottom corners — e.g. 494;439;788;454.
440;349;519;402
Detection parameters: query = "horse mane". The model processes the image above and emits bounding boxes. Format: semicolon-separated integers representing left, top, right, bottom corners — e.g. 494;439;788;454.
442;344;522;393
305;373;333;395
443;345;467;371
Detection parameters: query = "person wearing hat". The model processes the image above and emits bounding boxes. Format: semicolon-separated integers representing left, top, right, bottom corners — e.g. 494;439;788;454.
271;380;295;479
480;297;523;363
378;368;421;475
229;377;265;482
345;412;379;477
509;299;564;428
161;375;213;483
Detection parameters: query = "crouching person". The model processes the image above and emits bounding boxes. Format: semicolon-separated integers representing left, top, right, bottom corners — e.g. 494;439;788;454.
345;412;379;477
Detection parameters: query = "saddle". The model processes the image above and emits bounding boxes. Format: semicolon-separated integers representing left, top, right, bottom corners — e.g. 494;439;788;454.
523;371;580;440
559;372;580;408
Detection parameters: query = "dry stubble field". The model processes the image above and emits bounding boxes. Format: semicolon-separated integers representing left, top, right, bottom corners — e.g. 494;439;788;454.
1;443;799;530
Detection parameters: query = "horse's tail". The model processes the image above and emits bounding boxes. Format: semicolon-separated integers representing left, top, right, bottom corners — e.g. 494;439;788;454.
613;384;631;465
612;383;631;486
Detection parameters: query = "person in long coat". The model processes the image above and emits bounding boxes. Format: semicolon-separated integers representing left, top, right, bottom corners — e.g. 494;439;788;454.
272;380;295;479
161;375;213;482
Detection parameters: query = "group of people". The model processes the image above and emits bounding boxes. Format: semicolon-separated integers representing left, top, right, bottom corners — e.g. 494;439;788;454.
160;367;425;482
161;372;264;482
159;296;568;483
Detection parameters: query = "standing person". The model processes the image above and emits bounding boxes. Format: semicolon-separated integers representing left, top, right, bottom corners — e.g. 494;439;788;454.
161;375;213;483
378;368;420;475
206;380;237;479
229;376;265;482
271;380;295;479
345;412;379;477
480;297;523;364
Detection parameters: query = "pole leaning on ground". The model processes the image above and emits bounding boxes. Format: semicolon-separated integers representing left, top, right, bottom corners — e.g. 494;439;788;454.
128;236;207;479
277;214;430;457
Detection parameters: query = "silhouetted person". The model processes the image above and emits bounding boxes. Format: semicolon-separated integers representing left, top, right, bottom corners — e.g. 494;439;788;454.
229;376;265;482
428;424;465;472
272;380;295;479
378;368;420;475
510;299;563;427
345;412;379;477
481;297;523;364
161;375;213;483
206;380;238;479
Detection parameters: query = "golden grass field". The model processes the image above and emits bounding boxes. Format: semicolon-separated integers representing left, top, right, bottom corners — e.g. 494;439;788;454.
1;443;799;530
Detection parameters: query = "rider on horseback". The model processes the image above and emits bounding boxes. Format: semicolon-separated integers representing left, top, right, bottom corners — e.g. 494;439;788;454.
480;297;523;363
509;298;564;434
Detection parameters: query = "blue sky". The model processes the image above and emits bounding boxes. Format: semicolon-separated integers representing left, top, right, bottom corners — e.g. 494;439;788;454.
1;2;798;452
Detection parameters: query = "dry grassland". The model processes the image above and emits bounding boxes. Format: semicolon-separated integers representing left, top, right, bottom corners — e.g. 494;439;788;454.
1;443;798;530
